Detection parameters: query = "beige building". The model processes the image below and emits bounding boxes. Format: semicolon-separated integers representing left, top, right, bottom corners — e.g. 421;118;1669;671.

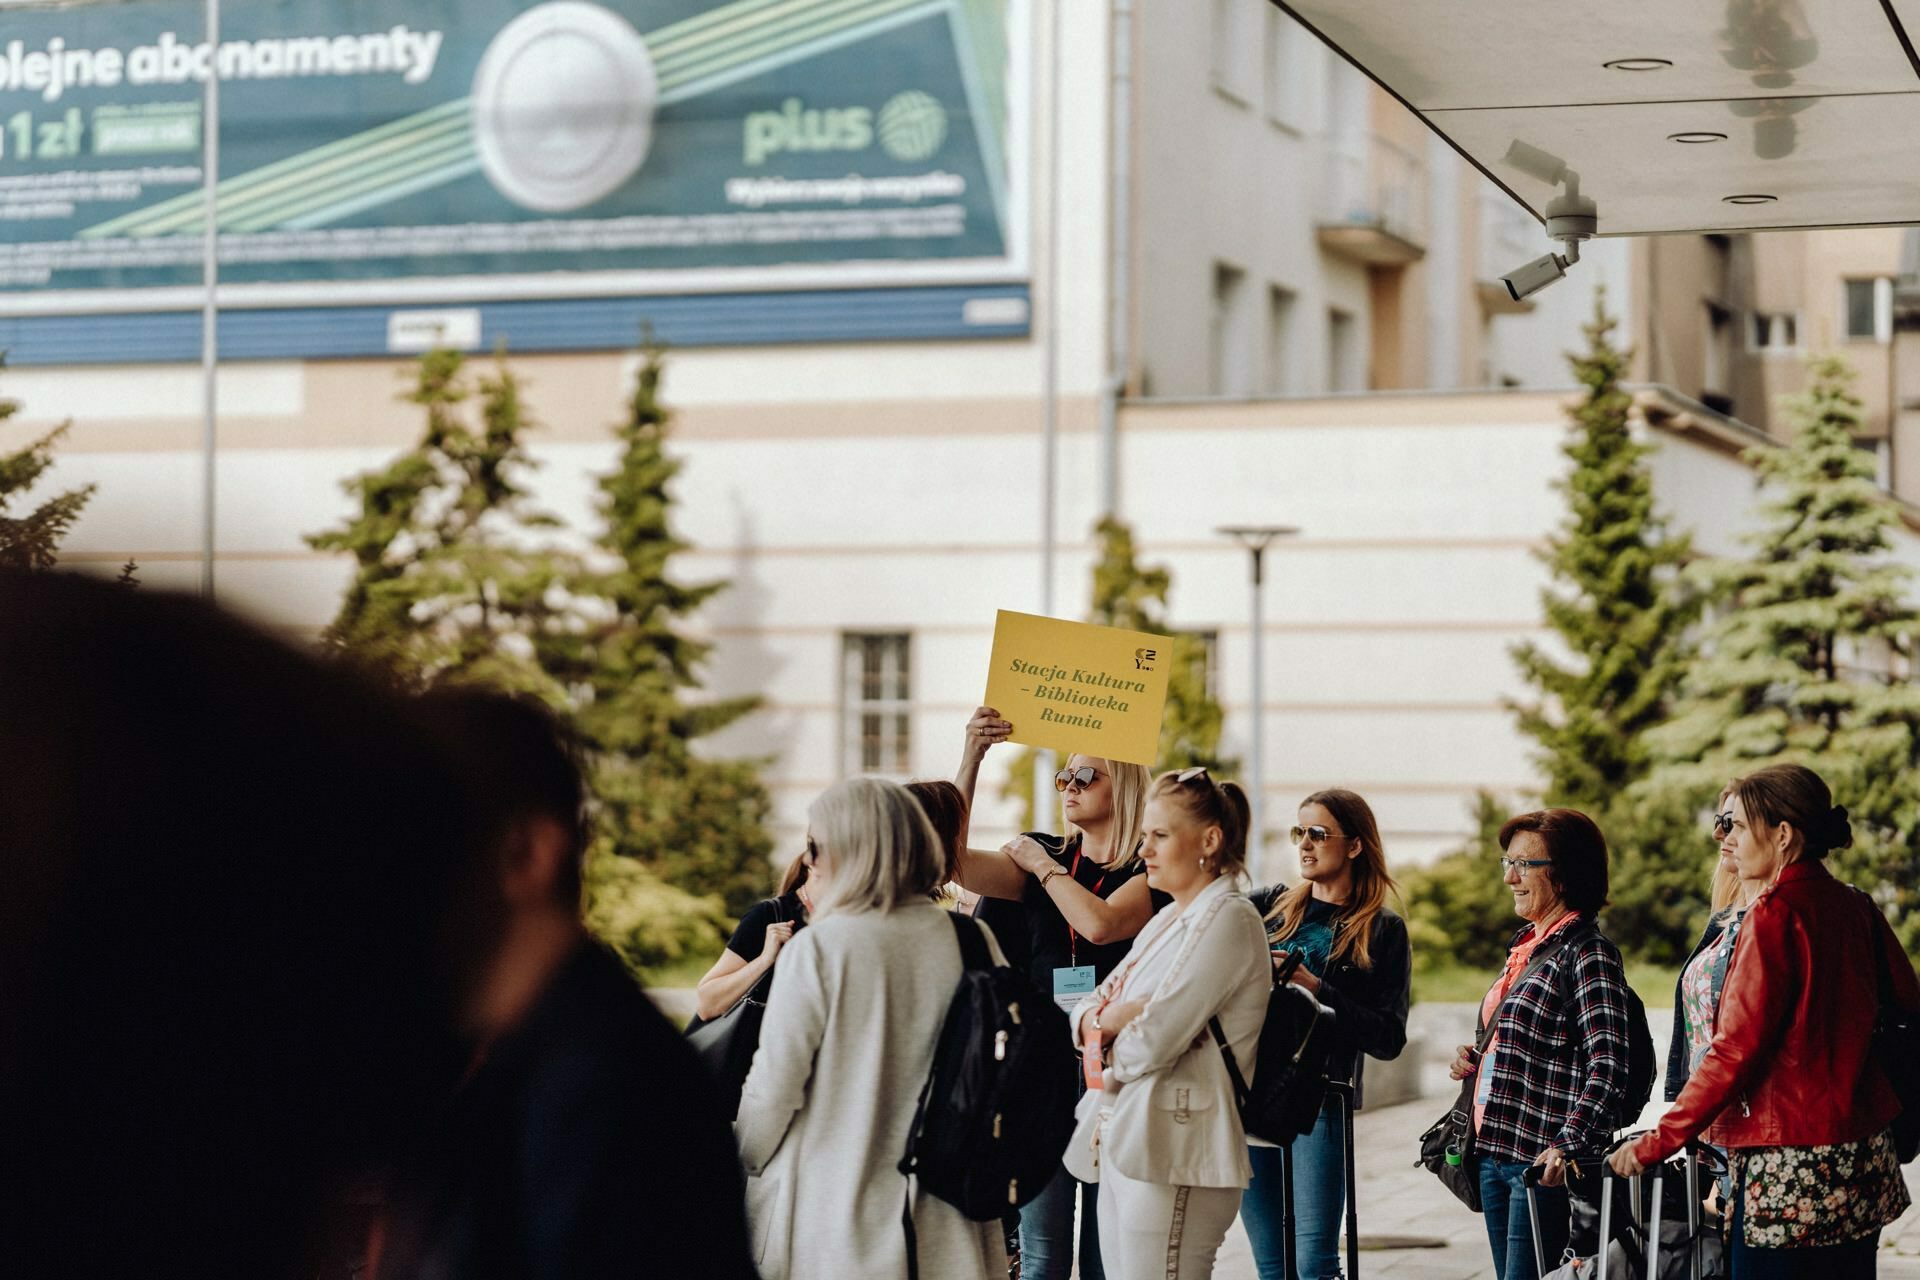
11;1;1920;869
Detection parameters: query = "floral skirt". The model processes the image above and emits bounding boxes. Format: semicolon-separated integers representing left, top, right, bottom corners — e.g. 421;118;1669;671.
1737;1129;1911;1248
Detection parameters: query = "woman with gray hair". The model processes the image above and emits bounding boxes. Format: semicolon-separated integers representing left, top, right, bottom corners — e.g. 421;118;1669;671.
735;777;1008;1280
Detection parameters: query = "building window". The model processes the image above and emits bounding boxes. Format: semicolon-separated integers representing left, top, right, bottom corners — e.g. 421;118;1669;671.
1750;311;1798;352
1263;8;1313;130
1327;306;1359;392
1265;285;1297;394
1210;0;1256;104
1845;278;1893;342
1211;261;1250;396
1703;302;1734;401
842;633;911;777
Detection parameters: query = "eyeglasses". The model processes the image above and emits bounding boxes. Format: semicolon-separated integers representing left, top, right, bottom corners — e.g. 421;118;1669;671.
1711;812;1737;839
1290;825;1350;847
1054;766;1105;792
1498;856;1552;874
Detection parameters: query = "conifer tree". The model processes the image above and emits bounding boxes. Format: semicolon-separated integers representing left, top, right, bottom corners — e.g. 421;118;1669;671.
0;361;94;570
1643;353;1920;946
307;348;577;697
1509;295;1698;812
552;341;774;917
1001;517;1237;827
1405;296;1699;963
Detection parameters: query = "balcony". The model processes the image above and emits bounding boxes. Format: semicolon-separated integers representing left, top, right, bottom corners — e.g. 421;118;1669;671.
1316;135;1427;268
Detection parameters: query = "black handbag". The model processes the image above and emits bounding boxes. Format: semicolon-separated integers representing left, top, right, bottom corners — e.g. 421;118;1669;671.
686;902;787;1118
1416;1032;1491;1212
1864;893;1920;1162
1210;952;1340;1146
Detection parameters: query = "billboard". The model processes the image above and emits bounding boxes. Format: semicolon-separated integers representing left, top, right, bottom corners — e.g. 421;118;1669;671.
0;0;1022;306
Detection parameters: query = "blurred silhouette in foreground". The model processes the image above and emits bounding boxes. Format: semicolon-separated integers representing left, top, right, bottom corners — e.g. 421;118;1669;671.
0;571;478;1280
378;688;757;1280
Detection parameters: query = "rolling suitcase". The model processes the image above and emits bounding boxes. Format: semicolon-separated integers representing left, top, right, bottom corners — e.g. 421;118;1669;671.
1523;1145;1726;1280
1270;1079;1362;1280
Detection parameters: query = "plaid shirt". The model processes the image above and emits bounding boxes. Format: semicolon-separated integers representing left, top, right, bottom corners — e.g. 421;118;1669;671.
1475;920;1630;1163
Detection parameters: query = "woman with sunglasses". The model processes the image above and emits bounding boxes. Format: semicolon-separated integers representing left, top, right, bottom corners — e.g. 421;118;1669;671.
1659;787;1763;1211
1062;767;1270;1280
954;706;1159;1280
1240;790;1410;1280
1609;765;1920;1279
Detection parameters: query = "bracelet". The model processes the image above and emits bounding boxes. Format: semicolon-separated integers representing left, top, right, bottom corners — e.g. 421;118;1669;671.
1038;866;1064;890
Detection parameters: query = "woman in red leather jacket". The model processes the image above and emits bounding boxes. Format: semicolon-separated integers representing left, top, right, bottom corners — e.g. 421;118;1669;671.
1608;763;1920;1278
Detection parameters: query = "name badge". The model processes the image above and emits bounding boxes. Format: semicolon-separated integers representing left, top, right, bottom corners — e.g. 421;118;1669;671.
1052;965;1096;1012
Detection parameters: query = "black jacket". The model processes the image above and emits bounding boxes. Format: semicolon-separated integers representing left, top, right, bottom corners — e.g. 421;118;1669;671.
382;940;759;1280
1248;885;1412;1109
1663;906;1742;1103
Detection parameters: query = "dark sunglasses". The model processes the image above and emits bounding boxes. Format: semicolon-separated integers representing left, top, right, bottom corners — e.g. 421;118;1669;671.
1054;766;1105;792
802;836;820;866
1290;824;1351;847
1711;812;1736;839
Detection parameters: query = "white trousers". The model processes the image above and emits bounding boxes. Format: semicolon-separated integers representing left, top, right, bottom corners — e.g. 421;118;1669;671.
1095;1164;1242;1280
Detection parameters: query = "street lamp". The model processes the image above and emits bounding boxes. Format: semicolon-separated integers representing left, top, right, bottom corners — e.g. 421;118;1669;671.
1216;524;1299;878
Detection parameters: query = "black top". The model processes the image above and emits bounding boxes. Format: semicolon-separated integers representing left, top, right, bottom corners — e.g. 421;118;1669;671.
382;940;757;1280
1248;884;1412;1110
725;890;808;960
971;892;1033;978
1020;832;1168;987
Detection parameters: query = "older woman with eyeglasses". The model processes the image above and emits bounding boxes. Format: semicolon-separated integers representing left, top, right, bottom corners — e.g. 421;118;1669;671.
1448;809;1631;1280
1241;789;1410;1280
952;707;1161;1280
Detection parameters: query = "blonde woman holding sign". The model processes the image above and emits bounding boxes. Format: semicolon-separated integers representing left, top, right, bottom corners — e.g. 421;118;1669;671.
953;706;1160;1280
1064;768;1271;1280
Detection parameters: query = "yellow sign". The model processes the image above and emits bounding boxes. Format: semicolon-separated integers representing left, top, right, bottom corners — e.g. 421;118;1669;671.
982;610;1173;766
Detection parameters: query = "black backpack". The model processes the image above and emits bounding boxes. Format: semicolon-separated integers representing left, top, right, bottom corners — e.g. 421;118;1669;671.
899;912;1076;1258
1553;921;1657;1129
1209;952;1340;1144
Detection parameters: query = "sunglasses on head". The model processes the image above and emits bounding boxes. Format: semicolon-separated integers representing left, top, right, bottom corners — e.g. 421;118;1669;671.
1054;766;1105;792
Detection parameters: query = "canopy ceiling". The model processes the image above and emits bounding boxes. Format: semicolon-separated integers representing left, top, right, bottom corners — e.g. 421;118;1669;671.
1274;0;1920;236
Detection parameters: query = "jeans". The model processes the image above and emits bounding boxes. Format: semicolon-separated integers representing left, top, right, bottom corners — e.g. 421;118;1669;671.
1731;1185;1881;1279
1479;1157;1567;1280
1242;1100;1348;1279
1020;1161;1104;1280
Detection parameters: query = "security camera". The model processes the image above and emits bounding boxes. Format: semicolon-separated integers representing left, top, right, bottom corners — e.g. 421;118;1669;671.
1501;250;1570;302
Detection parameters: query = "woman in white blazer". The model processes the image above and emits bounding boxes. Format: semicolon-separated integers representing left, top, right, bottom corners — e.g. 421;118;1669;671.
1064;768;1273;1280
735;777;1006;1280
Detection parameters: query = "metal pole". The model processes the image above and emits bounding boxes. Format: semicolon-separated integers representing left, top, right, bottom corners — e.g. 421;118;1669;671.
1249;544;1266;873
1032;0;1064;834
1097;0;1133;517
198;0;220;600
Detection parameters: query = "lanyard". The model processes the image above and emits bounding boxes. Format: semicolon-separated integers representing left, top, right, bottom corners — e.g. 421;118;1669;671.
1066;844;1108;965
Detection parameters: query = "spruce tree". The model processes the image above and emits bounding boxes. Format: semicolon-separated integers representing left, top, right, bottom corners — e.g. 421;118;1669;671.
1509;294;1698;812
1405;295;1699;963
1643;353;1920;946
553;341;774;917
0;360;95;571
1001;516;1237;826
307;348;578;696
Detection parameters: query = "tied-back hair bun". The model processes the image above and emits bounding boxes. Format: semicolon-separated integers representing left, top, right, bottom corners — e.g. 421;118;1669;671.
1824;804;1854;852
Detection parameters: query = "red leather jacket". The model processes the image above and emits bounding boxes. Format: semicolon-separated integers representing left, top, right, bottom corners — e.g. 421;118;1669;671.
1633;859;1920;1163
